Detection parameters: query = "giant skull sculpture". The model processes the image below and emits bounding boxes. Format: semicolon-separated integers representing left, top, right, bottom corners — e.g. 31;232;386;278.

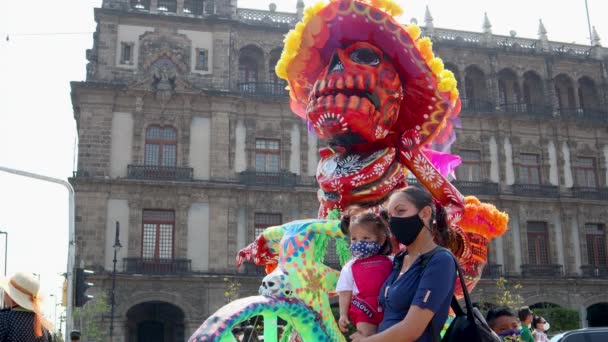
308;42;403;146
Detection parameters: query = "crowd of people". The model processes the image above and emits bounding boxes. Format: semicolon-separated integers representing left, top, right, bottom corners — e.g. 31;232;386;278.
486;305;551;341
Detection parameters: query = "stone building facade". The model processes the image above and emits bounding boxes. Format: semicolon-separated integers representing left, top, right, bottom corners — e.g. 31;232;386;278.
69;0;608;340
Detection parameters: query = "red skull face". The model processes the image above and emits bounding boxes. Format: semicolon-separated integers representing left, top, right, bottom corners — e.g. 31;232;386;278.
307;42;403;145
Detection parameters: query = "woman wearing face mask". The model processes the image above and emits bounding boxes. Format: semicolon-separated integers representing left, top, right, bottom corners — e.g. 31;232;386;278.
350;186;457;342
532;316;550;342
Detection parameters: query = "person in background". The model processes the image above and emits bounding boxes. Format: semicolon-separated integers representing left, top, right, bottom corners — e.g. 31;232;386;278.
532;315;550;342
0;272;53;341
70;330;81;341
486;306;521;340
518;306;534;342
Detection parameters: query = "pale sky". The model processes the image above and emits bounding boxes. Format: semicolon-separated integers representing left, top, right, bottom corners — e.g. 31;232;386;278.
0;0;606;333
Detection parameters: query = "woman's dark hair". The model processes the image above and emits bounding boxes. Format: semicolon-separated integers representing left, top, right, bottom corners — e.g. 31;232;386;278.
532;315;545;329
393;186;450;247
341;211;392;255
518;306;533;322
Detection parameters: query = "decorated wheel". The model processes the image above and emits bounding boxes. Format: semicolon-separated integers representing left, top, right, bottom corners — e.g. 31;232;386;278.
189;296;333;342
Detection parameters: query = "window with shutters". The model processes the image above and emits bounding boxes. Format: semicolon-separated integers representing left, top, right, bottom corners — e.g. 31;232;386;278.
255;139;280;172
527;221;549;265
142;210;175;259
145;126;177;167
586;224;607;265
456;150;482;181
519;153;541;184
575;157;597;188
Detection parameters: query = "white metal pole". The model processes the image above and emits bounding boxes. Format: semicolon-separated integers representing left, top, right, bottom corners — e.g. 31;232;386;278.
0;166;75;342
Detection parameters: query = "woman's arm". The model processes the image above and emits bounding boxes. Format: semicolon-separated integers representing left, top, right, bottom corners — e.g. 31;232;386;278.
351;305;434;341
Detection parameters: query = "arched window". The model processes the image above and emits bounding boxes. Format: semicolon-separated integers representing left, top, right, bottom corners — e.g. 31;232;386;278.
497;68;521;110
523;71;545;108
145;126;177;167
554;74;576;113
239;56;258;83
578;77;600;113
268;48;286;96
464;66;490;112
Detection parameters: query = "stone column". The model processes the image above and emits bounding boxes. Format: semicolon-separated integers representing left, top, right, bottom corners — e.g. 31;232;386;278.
561;141;574;188
548;140;559;185
150;0;158;13
504;137;515;185
580;305;588;328
290;123;301;174
544;57;559;115
234;120;247;172
210;112;231;178
489;136;500;183
176;0;184;14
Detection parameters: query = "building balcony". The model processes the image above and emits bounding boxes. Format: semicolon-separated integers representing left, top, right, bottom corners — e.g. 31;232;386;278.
521;264;563;278
559;107;608;123
497;103;553;117
237;82;289;98
572;187;608;201
296;175;318;187
580;265;608;278
239;170;297;187
482;263;503;278
127;164;193;181
461;98;495;113
512;184;559;198
123;258;192;274
453;181;499;196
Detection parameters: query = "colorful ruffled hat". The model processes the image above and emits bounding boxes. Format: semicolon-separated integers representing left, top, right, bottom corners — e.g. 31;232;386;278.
276;0;460;146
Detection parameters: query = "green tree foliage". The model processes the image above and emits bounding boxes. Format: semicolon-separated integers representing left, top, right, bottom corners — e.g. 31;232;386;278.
72;291;111;341
492;277;524;308
52;332;65;342
223;277;242;303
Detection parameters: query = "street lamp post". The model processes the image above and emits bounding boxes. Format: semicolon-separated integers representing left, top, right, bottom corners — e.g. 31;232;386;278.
109;221;122;341
0;166;75;342
50;294;58;331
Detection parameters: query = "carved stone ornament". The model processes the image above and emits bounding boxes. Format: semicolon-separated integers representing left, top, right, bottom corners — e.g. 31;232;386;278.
127;31;193;110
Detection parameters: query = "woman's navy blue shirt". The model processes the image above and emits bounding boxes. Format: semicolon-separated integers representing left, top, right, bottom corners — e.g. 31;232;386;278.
378;248;456;342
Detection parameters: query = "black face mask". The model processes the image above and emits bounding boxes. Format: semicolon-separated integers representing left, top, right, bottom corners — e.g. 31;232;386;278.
389;214;425;246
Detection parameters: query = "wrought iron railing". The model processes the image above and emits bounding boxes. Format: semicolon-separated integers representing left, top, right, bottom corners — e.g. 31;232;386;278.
461;98;495;113
72;170;91;178
130;0;150;10
559;107;608;123
482;264;503;279
237;8;297;27
127;164;193;181
512;184;559;198
239;171;297;187
581;265;608;278
521;264;563;278
123;258;191;274
497;103;553;117
453;181;499;196
572;187;608;201
237;82;289;98
296;176;318;187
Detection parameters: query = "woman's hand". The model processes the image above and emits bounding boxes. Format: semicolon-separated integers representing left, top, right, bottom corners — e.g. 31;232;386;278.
350;331;368;342
338;315;350;333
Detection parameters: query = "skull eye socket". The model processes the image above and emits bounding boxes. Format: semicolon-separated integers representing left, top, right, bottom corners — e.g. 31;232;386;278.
350;48;380;66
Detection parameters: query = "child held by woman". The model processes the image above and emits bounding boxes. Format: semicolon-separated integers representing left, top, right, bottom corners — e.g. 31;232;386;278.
336;212;393;337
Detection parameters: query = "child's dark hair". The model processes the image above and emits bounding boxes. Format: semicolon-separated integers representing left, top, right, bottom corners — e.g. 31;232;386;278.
486;306;517;329
394;186;451;248
341;211;392;255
